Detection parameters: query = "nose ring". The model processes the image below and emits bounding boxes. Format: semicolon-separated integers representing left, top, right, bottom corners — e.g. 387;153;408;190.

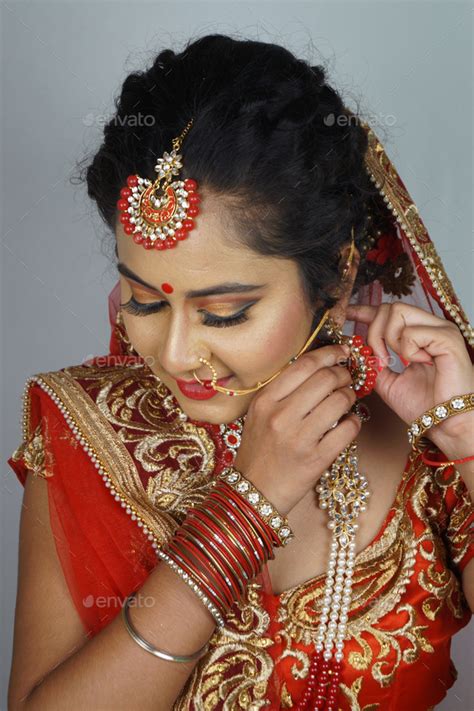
193;357;218;390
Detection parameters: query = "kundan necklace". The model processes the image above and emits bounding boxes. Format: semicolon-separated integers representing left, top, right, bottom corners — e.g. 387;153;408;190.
179;399;370;711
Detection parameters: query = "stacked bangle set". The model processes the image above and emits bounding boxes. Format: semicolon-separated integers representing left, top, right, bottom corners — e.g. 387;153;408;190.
154;470;294;629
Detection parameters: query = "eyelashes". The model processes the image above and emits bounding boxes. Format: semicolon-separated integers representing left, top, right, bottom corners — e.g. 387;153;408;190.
120;296;252;329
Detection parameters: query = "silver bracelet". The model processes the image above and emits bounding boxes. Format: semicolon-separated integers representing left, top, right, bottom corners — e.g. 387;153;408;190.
121;591;211;663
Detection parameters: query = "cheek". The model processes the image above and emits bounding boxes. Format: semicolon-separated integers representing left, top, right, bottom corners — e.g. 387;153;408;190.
226;299;312;377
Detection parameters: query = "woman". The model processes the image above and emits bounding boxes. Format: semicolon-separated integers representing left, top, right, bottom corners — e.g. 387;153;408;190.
7;34;473;711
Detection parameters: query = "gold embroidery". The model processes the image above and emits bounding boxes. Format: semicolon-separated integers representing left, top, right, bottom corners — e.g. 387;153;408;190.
280;681;293;708
30;365;221;547
11;422;54;478
272;452;470;702
17;363;471;709
340;675;379;710
174;583;275;710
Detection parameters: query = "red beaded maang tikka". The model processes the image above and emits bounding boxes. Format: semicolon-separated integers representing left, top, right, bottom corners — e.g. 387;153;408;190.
117;119;200;250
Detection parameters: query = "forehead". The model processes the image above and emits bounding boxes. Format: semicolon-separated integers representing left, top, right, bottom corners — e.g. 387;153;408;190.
115;191;298;289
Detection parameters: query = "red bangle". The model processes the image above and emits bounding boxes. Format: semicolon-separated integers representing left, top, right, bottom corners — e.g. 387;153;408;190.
173;530;236;608
183;517;247;595
168;534;230;608
216;479;281;548
213;479;277;550
187;507;253;579
170;528;233;605
204;497;263;577
166;540;228;613
178;521;243;601
189;496;255;567
206;493;268;571
208;488;268;557
208;486;265;562
216;482;278;551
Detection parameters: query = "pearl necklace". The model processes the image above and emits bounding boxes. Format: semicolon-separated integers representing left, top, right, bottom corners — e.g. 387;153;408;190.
176;394;370;710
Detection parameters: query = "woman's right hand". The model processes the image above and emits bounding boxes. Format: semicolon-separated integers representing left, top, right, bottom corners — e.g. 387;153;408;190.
232;344;361;516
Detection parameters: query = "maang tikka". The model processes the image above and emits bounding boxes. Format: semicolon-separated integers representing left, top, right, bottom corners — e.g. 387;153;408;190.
117;119;200;250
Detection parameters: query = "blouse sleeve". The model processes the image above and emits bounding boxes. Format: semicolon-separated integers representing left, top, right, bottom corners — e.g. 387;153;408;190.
427;446;474;575
443;473;474;574
8;378;56;485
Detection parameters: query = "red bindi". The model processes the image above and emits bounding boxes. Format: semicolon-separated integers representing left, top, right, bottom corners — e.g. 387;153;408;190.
161;282;174;294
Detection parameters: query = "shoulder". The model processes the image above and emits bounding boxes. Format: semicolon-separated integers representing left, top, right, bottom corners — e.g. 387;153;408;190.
16;354;152;419
9;355;152;486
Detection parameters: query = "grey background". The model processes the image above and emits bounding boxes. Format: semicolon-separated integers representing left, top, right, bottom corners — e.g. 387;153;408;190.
1;1;472;709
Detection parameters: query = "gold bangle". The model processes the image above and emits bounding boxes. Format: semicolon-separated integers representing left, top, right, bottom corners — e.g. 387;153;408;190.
408;393;474;450
218;467;295;546
122;591;210;662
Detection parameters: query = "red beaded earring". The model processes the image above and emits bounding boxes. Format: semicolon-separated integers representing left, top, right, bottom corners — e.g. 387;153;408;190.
322;317;379;398
345;333;378;398
117;119;201;251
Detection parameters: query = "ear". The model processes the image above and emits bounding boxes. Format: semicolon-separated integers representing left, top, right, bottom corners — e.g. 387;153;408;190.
329;244;361;327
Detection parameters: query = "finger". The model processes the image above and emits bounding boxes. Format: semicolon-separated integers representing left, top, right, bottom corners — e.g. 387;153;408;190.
286;364;353;420
300;383;356;442
363;303;392;363
266;344;350;402
382;302;466;363
312;413;362;469
396;323;472;376
345;304;378;323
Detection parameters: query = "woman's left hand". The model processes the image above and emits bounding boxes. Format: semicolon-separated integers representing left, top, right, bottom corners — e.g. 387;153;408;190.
345;303;474;456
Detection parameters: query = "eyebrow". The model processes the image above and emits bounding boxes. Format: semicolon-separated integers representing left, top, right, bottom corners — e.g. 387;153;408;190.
116;262;267;298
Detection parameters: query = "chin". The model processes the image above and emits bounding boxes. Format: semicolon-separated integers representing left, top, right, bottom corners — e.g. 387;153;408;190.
176;390;251;424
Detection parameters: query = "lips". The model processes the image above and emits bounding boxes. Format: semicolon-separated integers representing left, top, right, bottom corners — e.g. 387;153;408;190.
174;375;233;400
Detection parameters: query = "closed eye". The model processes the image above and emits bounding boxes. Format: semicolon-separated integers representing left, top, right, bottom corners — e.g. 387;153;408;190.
120;296;255;328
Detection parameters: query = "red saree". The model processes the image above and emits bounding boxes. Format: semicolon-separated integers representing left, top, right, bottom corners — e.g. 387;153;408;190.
8;124;474;710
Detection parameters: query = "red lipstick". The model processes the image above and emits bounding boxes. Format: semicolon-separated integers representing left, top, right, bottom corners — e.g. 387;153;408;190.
174;375;233;400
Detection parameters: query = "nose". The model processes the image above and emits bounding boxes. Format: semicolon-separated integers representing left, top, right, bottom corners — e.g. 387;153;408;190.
158;309;207;379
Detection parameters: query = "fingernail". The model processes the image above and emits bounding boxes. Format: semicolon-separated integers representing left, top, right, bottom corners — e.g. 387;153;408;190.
400;356;410;367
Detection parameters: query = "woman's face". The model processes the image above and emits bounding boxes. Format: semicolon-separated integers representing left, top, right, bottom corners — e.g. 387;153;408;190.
115;191;320;425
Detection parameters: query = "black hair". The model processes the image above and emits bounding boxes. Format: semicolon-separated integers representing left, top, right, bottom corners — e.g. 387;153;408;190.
72;33;390;329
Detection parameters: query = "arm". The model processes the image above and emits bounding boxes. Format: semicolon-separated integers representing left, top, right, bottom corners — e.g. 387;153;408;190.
8;472;217;711
461;558;474;612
